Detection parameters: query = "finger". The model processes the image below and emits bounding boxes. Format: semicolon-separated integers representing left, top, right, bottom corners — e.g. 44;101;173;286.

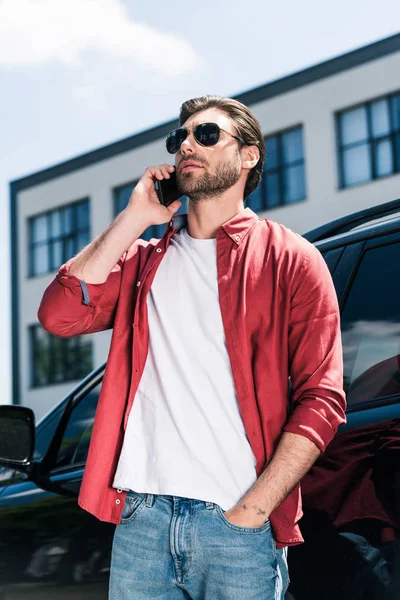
160;166;171;179
147;166;165;180
144;167;158;181
156;164;174;178
167;200;182;216
147;165;174;180
153;168;165;181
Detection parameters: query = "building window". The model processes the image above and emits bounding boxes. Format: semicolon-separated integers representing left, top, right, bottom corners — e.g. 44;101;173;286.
113;181;137;216
337;92;400;188
113;181;188;241
28;199;90;277
248;126;306;211
29;325;93;388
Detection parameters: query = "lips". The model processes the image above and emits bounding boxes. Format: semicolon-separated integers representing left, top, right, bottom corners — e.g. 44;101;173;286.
180;161;203;172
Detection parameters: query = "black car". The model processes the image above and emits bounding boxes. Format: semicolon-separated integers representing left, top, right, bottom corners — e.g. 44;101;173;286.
1;198;400;600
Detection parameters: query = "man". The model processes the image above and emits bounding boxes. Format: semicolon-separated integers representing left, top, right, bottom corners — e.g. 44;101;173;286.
38;95;346;599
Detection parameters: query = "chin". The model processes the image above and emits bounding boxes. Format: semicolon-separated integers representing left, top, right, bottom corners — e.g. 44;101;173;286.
178;174;203;195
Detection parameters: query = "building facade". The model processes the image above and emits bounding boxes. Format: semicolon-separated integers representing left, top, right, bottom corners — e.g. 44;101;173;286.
10;33;400;420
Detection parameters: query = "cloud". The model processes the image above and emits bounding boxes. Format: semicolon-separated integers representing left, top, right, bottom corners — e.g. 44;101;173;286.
0;0;202;77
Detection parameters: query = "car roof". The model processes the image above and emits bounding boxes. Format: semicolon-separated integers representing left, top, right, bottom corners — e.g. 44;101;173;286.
304;197;400;251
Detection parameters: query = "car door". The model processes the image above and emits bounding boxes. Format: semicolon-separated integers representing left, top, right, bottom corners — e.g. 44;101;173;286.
289;234;400;600
0;372;114;600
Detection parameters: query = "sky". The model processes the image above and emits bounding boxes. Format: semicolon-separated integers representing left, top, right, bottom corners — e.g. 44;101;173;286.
1;0;399;407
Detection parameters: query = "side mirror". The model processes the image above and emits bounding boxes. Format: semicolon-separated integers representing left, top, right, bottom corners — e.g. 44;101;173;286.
0;405;35;469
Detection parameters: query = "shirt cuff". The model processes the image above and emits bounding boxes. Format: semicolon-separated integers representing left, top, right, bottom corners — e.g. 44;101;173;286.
283;407;339;454
56;262;108;307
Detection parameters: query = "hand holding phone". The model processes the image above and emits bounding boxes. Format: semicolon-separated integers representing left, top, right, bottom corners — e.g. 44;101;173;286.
127;164;182;230
155;168;183;207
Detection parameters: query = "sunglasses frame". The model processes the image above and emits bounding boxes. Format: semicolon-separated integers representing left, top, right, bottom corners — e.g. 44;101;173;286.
165;122;243;154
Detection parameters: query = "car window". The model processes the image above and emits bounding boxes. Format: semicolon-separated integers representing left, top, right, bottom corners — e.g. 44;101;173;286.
341;240;400;408
33;409;65;461
54;381;102;469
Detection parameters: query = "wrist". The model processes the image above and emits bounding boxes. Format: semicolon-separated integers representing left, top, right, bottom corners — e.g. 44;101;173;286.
123;204;152;231
235;497;270;522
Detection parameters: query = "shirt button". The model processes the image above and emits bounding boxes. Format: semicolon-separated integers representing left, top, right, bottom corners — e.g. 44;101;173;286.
235;235;240;241
156;248;162;253
137;281;141;287
117;488;122;493
116;499;121;505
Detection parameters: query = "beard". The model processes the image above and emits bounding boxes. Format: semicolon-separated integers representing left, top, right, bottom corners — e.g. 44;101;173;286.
177;154;241;202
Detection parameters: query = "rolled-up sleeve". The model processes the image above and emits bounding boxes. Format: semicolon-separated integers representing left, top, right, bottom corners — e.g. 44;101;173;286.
284;244;346;453
37;256;125;337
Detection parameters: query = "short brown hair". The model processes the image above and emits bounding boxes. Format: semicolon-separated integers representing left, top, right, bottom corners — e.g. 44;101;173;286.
179;95;266;199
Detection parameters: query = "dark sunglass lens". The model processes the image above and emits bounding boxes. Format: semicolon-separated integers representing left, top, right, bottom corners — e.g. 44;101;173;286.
166;129;187;154
195;123;220;146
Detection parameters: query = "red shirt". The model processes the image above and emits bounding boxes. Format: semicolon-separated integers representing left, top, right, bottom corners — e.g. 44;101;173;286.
38;207;346;548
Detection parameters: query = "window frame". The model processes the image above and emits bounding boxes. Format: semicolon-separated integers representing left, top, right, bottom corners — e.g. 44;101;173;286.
320;246;345;275
336;90;400;190
27;198;90;278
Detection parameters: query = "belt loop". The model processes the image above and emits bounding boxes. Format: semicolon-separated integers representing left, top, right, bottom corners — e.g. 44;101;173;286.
145;493;154;507
205;501;214;510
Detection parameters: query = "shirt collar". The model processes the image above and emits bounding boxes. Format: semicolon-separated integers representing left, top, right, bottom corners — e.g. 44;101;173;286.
167;207;259;246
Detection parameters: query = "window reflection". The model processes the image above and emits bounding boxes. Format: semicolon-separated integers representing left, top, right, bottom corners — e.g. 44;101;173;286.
341;241;400;407
340;107;368;145
375;140;393;177
342;145;371;186
342;321;400;404
371;99;390;137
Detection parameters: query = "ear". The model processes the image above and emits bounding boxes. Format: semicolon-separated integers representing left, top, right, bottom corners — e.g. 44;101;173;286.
241;145;260;171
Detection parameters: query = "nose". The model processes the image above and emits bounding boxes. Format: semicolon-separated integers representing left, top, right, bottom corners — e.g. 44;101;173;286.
180;130;196;154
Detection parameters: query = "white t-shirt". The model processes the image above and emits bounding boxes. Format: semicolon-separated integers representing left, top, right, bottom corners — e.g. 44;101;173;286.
112;226;257;511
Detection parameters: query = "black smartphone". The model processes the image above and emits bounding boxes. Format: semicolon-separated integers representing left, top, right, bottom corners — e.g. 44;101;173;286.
155;169;182;207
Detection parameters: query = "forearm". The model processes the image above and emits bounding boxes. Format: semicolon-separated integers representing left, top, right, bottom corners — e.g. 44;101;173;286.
69;205;149;283
238;432;320;521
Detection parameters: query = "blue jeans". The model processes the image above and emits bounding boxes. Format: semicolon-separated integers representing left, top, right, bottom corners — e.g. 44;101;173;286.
109;490;289;599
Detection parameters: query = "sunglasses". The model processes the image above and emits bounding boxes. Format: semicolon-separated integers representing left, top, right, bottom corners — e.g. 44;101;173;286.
165;122;243;154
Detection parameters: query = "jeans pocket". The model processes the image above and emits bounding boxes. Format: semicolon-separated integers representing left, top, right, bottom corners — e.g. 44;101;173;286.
215;504;271;533
120;491;146;524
